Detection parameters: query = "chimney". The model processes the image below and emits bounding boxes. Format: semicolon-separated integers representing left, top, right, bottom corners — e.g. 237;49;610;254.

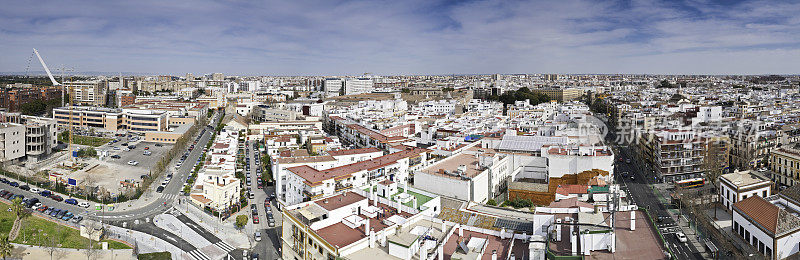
491;250;497;260
458;225;463;237
365;219;370;236
369;228;376;248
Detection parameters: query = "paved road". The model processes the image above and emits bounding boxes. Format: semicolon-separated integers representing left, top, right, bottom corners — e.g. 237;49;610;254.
614;144;703;260
235;139;281;260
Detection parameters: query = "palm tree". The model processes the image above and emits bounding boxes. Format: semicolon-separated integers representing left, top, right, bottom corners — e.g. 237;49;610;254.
0;235;13;260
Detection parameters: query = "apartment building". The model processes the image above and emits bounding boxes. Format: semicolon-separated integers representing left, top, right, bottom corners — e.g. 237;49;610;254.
640;129;723;182
719;170;772;211
0;123;25;163
64;81;107;106
282;146;428;206
729;120;777;170
344;78;374;95
21;115;58;161
281;189;442;260
324;78;344;97
415;146;510;203
769;144;800;187
190;128;241;213
253;106;297;122
0;84;62;112
531;87;583;102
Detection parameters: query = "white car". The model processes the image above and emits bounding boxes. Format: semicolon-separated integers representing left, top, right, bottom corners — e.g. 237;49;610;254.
30;187;40;193
78;201;90;208
127;160;139;166
254;232;262;242
675;232;688;243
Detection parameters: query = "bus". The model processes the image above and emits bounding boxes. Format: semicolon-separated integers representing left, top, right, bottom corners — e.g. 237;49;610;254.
675;178;705;189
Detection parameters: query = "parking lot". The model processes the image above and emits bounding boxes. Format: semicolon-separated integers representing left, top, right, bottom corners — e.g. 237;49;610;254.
55;135;175;195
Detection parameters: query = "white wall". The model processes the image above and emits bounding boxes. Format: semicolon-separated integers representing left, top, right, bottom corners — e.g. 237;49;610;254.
733;210;774;257
414;171;472;201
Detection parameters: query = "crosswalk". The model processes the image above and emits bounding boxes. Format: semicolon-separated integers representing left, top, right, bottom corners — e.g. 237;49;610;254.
215;241;236;252
187;249;211;260
162;194;178;200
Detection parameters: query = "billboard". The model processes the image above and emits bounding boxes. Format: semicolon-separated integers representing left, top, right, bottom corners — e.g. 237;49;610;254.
68;178;77;186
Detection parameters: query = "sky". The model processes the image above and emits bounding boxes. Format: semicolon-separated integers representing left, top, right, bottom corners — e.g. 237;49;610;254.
1;0;799;76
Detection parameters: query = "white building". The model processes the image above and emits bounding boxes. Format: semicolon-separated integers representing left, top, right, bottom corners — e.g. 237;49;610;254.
732;189;800;259
719;170;772;211
0;123;25;163
344;78;374;95
414;146;511;203
324;78;344;97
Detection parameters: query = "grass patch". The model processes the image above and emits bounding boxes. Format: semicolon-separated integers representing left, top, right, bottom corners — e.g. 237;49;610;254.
0;203;129;249
392;188;433;209
57;133;112;147
138;252;172;260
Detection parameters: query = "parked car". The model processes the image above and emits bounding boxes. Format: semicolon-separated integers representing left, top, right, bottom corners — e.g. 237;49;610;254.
78;201;90;208
50;194;63;202
65;198;78;205
254;232;261;241
49;209;60;217
72;215;83;223
19;185;30;191
156;186;165;193
128;160;139;166
253;216;259;224
111;155;121;159
30;187;41;193
37;205;48;212
39;190;51;197
62;212;74;221
9;182;18;187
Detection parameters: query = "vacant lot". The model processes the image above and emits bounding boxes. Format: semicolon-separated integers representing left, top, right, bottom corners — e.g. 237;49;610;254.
58;133;112;147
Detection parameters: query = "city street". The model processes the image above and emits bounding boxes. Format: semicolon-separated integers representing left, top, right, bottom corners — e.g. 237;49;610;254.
240;139;282;260
613;143;704;260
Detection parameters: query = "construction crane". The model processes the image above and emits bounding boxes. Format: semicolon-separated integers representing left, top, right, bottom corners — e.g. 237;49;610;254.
33;48;76;165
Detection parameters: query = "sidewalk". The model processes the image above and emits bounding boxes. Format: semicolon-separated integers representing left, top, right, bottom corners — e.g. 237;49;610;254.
180;202;252;250
9;244;133;260
104;224;192;259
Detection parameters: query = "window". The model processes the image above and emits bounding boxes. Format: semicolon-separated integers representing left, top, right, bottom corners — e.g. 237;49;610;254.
763;190;767;197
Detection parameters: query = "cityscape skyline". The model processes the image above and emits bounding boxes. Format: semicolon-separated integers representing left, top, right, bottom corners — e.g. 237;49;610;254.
1;0;799;75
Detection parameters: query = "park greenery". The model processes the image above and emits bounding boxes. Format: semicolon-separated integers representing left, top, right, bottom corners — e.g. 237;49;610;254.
235;215;248;229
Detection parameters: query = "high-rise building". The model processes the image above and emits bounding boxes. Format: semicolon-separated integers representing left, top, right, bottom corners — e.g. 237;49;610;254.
344;78;374;95
323;78;343;97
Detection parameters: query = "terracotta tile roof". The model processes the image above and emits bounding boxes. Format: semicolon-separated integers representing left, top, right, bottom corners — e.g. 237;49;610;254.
328;147;381;157
190;194;212;204
555;185;589;196
288;147;428;186
548;197;593;209
733;196;778;234
314;192;365;211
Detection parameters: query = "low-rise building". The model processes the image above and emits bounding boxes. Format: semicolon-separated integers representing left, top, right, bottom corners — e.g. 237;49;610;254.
719;170;772;211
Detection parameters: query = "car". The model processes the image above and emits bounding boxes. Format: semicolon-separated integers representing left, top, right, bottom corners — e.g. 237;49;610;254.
254;232;262;241
156;186;165;193
625;158;631;164
65;198;78;205
0;178;7;183
19;185;30;191
2;193;12;199
251;253;259;260
49;209;60;217
78;201;90;208
113;147;120;151
111;155;121;159
144;147;150;150
155;143;163;147
9;182;18;187
32;202;42;210
128;160;139;166
39;190;51;197
25;198;39;208
62;212;74;221
37;205;48;212
72;215;83;223
44;208;53;215
55;210;67;218
675;232;688;243
30;187;40;193
50;195;63;202
175;163;182;169
253;216;259;224
268;218;275;227
656;216;668;223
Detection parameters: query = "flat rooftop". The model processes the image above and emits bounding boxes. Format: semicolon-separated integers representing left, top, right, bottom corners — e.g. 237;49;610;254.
421;153;483;179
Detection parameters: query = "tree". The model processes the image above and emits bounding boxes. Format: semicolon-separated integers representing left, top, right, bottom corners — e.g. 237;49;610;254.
235;215;248;230
0;236;11;260
486;199;497;206
43;226;66;260
9;197;30;240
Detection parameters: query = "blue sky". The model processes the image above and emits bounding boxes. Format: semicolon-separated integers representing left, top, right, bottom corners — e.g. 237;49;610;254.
1;0;799;75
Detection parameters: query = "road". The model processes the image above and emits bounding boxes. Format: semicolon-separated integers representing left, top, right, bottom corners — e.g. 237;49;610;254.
235;139;281;260
614;143;703;260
